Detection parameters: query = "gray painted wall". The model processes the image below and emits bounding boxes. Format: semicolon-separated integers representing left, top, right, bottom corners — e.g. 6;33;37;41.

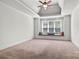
0;2;33;50
34;18;40;37
63;15;71;40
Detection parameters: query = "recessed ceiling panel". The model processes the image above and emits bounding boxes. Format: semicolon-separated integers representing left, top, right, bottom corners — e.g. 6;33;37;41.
38;3;61;16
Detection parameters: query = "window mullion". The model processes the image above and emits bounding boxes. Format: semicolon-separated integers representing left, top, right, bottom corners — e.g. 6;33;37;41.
54;21;56;33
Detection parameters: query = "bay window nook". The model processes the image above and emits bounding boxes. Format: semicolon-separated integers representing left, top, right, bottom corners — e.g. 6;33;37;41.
34;15;71;40
40;18;63;36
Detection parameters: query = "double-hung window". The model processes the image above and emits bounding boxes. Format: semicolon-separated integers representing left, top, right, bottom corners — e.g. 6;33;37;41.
41;19;63;35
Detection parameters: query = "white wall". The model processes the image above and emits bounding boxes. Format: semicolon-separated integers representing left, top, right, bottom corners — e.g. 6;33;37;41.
71;4;79;47
63;0;79;14
0;2;33;50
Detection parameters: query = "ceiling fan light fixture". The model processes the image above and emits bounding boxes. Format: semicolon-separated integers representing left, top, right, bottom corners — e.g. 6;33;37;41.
38;0;52;10
43;4;48;10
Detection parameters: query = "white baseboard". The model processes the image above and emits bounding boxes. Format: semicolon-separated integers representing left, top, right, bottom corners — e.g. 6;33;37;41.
72;40;79;48
0;37;33;50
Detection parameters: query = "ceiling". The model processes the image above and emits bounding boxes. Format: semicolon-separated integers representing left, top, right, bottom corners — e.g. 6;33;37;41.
19;0;79;16
63;0;79;14
18;0;39;13
38;3;61;16
1;0;79;16
18;0;60;13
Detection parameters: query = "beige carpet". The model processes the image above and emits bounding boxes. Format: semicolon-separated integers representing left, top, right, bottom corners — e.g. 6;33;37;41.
0;39;79;59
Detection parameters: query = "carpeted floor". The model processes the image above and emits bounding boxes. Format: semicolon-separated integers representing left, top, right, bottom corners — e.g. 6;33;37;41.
0;39;79;59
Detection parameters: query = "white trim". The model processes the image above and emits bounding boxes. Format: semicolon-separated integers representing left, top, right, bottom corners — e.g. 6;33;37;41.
40;14;71;19
72;40;79;48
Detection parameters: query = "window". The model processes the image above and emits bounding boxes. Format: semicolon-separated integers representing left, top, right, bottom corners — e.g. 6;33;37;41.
55;21;61;33
41;19;63;35
49;21;54;33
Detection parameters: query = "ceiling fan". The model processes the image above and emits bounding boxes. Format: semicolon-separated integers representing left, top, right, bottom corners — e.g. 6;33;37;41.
38;0;52;10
